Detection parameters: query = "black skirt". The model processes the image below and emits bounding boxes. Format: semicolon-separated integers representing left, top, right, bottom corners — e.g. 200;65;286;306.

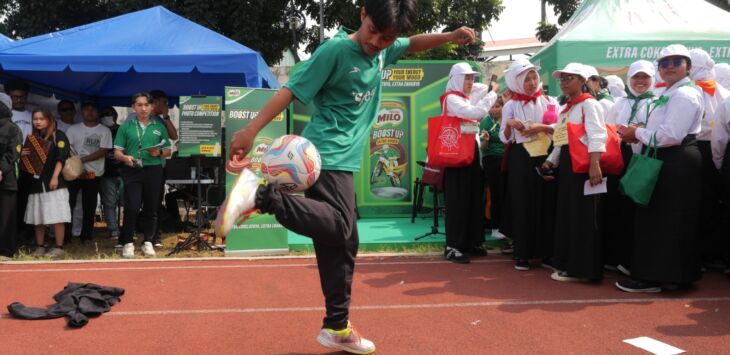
444;145;484;251
696;141;723;258
553;147;603;280
602;142;635;268
632;137;701;284
505;143;556;260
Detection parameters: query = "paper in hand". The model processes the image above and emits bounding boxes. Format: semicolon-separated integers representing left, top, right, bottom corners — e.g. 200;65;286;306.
584;177;608;195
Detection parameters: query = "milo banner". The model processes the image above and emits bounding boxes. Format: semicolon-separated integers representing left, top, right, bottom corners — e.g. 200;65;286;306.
224;87;288;256
177;96;222;157
292;60;470;217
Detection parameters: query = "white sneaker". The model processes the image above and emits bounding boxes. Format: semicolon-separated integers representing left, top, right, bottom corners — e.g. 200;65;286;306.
215;168;260;239
31;246;46;258
141;242;156;257
316;322;375;354
491;229;507;240
122;243;135;258
43;247;66;259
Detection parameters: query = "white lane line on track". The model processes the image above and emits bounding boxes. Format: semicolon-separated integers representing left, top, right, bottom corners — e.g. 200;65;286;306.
623;336;685;355
3;297;727;318
0;259;512;273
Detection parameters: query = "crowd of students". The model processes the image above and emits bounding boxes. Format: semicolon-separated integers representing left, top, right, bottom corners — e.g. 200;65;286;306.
0;81;177;260
441;44;730;293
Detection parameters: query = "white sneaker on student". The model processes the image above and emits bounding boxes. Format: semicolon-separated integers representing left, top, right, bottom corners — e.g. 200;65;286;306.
141;242;156;257
122;243;135;258
491;229;507;240
215;168;260;239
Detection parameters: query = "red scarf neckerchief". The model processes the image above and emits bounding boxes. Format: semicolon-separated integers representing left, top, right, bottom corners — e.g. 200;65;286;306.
440;90;469;115
655;82;667;89
695;80;717;96
560;93;593;114
511;89;543;104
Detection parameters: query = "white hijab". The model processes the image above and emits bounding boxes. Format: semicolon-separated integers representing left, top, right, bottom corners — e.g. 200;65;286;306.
446;72;466;94
616;60;656;126
627;60;656;97
715;63;730;89
505;58;540;95
689;48;715;81
605;75;627;98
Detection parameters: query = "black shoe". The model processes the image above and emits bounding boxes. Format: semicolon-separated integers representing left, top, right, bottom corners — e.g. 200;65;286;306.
444;247;470;264
615;279;661;293
501;241;514;255
469;246;488;257
514;259;530;271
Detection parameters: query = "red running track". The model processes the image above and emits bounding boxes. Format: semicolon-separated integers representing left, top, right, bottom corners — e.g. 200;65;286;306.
0;255;729;354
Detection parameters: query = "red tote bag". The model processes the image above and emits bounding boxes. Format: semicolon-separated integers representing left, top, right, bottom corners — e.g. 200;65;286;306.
566;122;624;175
426;91;477;168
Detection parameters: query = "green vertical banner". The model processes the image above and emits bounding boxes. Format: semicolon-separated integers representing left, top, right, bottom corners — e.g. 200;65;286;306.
178;96;222;157
224;87;288;256
365;97;411;203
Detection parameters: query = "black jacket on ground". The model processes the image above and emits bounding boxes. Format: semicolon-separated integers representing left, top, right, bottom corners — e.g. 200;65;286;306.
7;282;125;328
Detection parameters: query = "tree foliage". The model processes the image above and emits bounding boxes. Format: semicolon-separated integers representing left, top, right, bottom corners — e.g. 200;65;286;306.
535;0;581;43
535;21;559;43
0;0;504;63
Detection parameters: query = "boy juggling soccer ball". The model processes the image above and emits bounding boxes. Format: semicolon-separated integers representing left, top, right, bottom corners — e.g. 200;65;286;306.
222;1;475;353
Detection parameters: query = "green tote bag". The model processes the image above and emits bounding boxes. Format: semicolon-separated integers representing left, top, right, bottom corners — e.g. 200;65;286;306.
619;134;663;206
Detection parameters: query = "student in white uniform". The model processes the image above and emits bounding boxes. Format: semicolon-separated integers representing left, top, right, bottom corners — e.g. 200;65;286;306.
584;65;614;116
710;63;730;275
605;75;627;99
542;63;607;282
714;63;730;90
604;60;657;275
499;58;558;271
441;62;496;264
616;44;704;293
689;48;730;268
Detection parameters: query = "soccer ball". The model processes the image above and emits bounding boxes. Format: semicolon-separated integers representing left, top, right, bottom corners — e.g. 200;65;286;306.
261;135;321;193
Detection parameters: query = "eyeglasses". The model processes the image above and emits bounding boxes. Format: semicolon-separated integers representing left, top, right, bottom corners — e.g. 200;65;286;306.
558;75;577;82
10;94;26;100
658;57;684;69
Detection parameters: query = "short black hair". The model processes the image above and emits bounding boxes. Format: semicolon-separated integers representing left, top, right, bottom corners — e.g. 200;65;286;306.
57;99;75;110
80;100;97;110
101;106;118;119
132;92;152;105
150;89;168;100
5;79;29;94
364;0;416;34
494;96;505;107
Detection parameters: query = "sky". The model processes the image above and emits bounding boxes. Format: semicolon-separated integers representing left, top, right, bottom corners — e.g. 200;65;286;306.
484;0;558;42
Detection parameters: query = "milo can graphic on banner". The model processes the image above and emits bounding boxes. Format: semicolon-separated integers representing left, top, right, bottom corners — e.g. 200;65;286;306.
368;98;411;201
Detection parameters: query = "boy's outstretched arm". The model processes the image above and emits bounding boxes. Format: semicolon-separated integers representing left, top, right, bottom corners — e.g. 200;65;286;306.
229;87;294;160
407;26;476;53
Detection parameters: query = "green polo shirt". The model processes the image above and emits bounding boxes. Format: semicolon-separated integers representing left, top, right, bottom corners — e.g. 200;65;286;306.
285;27;410;172
480;114;504;156
114;117;171;166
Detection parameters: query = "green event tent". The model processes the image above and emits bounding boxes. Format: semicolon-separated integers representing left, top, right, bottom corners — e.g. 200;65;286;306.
531;0;730;93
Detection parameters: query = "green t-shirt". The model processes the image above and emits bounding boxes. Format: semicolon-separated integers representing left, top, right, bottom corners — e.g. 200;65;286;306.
113;117;171;167
285;27;410;172
480;114;504;156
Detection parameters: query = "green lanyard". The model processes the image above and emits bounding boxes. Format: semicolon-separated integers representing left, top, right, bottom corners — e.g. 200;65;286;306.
134;118;148;158
645;95;668;122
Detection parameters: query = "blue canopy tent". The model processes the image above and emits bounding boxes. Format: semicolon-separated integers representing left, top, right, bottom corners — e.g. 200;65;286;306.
0;6;279;106
0;33;12;48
